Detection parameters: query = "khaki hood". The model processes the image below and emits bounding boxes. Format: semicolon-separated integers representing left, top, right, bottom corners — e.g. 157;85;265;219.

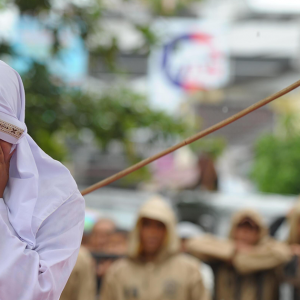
127;195;179;260
287;200;300;244
228;209;268;243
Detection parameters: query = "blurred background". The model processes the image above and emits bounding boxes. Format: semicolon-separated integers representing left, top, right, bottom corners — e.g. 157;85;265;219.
1;0;300;235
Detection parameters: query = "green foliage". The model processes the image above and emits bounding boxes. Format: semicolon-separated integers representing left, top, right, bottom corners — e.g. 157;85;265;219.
251;114;300;195
3;0;103;55
90;37;119;72
23;63;68;160
134;25;159;54
0;0;11;9
0;42;14;55
23;62;189;161
190;137;226;160
14;0;50;13
0;0;205;186
148;0;203;16
59;3;103;41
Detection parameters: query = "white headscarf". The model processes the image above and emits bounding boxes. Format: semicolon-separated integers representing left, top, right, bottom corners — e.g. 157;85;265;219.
0;60;78;248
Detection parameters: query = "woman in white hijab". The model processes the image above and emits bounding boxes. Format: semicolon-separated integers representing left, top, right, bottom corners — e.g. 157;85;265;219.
0;60;85;299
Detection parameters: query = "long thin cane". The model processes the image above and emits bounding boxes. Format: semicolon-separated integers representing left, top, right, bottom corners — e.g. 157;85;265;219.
81;80;300;196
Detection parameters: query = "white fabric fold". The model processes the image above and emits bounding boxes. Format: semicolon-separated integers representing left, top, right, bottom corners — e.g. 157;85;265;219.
0;60;85;300
0;60;78;247
0;191;85;300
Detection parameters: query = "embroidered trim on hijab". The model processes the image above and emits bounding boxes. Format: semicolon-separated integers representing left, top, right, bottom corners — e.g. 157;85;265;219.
0;119;24;139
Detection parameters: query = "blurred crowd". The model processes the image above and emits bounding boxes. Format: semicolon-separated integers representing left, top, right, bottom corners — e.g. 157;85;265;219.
60;195;300;300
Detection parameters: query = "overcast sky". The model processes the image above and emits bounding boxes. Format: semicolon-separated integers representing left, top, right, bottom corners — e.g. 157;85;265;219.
0;8;17;39
246;0;300;13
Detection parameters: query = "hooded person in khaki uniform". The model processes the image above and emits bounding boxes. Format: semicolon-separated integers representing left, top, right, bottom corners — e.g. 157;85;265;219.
100;196;209;300
187;209;291;300
60;246;97;300
287;200;300;248
283;201;300;299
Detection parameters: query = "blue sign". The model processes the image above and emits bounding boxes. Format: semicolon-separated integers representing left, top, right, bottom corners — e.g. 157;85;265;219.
10;15;88;83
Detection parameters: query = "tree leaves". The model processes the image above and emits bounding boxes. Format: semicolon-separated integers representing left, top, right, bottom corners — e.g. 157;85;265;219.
23;62;189;161
251;114;300;195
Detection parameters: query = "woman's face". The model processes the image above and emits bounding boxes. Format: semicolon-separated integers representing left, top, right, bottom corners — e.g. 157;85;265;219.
0;140;12;160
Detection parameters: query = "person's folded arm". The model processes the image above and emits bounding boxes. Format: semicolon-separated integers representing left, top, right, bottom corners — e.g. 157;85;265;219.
0;190;85;300
233;239;292;275
186;234;236;263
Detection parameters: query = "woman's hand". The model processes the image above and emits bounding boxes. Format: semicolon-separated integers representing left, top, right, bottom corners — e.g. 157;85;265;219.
0;141;15;198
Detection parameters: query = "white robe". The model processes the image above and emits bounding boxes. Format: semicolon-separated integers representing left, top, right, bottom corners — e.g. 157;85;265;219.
0;190;85;299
